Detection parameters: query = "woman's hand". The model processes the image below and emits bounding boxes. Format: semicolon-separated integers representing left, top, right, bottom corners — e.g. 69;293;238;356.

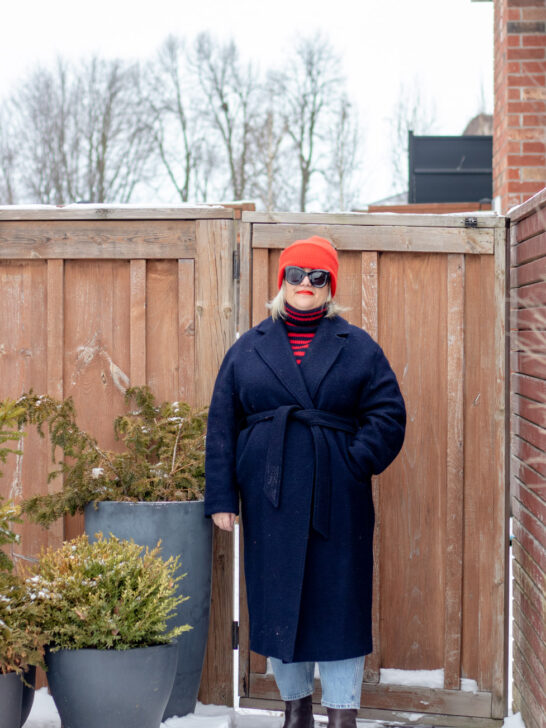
212;512;236;531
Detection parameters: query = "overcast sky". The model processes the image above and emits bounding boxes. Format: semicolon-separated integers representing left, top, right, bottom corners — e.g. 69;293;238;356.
0;0;494;204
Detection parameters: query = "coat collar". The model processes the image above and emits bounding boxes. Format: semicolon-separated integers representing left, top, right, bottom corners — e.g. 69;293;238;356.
255;315;350;405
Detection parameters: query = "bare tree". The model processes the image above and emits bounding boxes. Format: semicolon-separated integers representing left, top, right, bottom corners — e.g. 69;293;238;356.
191;32;261;200
10;56;153;204
0;109;18;204
323;94;362;211
143;36;216;202
276;33;343;211
389;80;437;194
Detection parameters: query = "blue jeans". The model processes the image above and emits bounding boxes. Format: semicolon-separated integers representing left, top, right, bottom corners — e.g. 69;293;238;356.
269;655;365;710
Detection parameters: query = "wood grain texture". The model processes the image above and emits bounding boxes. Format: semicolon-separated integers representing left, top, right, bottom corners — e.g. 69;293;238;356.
146;261;179;403
251;224;495;255
238;698;502;728
361;251;381;684
251;249;269;327
0;204;235;221
238;221;252;335
178;259;196;406
444;254;465;690
243;211;505;229
248;673;493;718
46;259;64;550
0;220;196;259
129;260;146;387
194;219;236;705
379;253;447;670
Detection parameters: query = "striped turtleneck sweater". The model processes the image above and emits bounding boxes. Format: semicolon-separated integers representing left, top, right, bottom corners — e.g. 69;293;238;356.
283;302;327;364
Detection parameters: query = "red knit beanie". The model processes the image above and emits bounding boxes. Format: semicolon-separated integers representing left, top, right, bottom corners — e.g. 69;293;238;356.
277;236;339;296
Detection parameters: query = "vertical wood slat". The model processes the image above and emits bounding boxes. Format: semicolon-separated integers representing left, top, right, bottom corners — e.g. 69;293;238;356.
444;254;465;690
491;226;508;719
238;221;252;335
195;219;236;706
362;252;381;683
47;260;64;549
130;260;146;387
178;259;195;406
251;248;269;328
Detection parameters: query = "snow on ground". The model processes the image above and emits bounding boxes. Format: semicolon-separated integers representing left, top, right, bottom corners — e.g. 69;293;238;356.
25;689;526;728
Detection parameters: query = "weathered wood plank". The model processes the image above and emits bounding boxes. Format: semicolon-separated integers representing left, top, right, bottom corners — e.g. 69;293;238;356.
0;220;196;259
378;253;447;670
248;673;493;718
491;226;509;720
251;223;494;254
178;259;195;406
238;221;252;335
146;261;179;403
239;697;502;728
46;259;65;550
251;249;269;328
243;211;505;229
361;251;381;684
0;204;234;221
444;254;465;690
129;260;146;387
194;219;236;706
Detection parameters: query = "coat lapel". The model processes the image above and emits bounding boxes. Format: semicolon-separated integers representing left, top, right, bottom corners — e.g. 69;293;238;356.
300;316;351;401
254;318;314;408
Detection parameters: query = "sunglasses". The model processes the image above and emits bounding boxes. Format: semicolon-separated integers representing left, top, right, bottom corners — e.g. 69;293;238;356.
284;266;330;288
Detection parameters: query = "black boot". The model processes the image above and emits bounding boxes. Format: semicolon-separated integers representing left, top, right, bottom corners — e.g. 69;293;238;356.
326;707;358;727
283;694;314;727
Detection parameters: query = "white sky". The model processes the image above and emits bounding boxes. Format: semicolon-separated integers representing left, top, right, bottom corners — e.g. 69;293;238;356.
0;0;494;204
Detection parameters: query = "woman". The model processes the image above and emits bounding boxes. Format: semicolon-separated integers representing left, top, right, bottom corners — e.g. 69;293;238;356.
205;236;406;728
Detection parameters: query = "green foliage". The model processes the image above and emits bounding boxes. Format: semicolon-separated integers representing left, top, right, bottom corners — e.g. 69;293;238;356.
0;399;26;572
30;533;191;651
0;572;44;674
0;499;21;573
14;386;207;527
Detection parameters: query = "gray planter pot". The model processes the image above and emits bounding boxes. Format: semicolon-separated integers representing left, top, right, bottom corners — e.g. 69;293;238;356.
84;500;212;719
0;672;22;728
45;644;177;728
20;666;36;727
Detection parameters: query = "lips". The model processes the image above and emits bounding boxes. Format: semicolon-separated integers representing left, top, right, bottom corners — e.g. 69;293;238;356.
296;290;314;295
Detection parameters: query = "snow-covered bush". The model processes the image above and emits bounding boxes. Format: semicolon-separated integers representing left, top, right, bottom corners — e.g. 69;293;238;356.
11;386;207;527
30;533;191;651
0;572;44;674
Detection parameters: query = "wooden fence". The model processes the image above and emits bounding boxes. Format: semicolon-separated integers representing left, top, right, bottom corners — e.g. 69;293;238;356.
0;205;236;702
237;212;509;727
0;207;509;724
508;189;546;728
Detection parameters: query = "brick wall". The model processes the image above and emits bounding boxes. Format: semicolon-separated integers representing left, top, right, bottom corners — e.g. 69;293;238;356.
509;187;546;728
494;0;546;213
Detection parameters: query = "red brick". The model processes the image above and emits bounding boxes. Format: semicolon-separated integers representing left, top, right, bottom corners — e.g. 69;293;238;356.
510;101;546;112
523;141;546;153
507;73;546;86
509;167;523;179
510;86;522;100
509;0;546;6
521;60;546;72
508;47;546;59
522;7;546;21
509;35;522;47
523;34;546;46
509;181;546;195
511;127;546;139
508;7;522;20
510;114;523;126
509;140;523;153
507;153;546;165
523;113;546;124
509;61;522;73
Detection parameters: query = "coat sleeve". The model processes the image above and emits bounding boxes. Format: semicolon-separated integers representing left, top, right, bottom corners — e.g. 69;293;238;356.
348;344;406;478
204;349;242;517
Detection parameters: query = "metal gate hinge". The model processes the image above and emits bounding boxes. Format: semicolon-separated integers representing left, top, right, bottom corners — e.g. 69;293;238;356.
464;217;478;228
233;249;240;280
232;620;239;649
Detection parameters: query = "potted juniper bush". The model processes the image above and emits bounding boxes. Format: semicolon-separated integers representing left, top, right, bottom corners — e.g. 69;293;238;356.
13;386;212;719
0;401;44;728
30;533;188;728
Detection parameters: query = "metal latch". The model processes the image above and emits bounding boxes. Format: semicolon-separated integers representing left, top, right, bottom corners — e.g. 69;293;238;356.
232;621;239;649
464;217;478;228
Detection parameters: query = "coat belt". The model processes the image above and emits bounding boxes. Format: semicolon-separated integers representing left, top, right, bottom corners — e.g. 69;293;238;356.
245;406;357;539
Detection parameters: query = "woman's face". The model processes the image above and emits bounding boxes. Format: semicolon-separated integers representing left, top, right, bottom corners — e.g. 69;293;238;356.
284;269;330;311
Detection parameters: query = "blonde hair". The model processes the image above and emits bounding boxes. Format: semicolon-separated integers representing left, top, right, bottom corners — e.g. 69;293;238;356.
267;281;347;321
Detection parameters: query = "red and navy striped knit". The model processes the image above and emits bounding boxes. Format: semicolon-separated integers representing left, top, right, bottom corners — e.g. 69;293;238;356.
283;302;327;364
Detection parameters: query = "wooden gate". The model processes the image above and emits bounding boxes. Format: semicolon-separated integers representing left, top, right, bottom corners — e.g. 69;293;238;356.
237;212;509;727
0;204;237;703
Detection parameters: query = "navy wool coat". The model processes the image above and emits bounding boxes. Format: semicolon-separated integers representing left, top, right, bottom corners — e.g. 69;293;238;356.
204;314;406;663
